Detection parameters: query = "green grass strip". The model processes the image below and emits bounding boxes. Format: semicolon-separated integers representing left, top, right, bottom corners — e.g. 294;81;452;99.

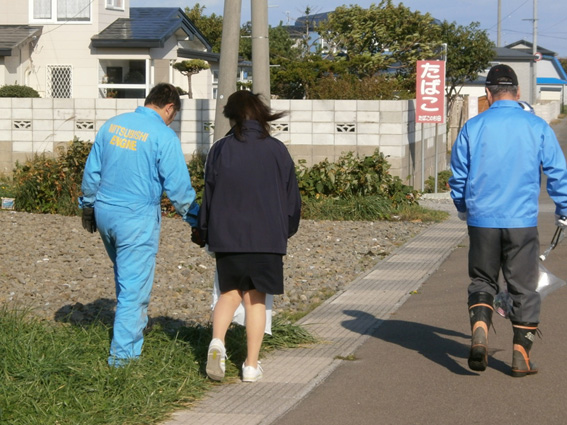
0;308;315;425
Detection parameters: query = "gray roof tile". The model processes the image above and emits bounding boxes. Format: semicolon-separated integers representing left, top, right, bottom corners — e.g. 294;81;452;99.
91;7;210;49
0;25;42;56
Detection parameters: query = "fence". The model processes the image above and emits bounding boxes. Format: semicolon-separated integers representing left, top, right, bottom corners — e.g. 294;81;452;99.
0;97;447;190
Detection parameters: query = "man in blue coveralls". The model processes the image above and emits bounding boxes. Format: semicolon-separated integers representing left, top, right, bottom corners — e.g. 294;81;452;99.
80;83;199;366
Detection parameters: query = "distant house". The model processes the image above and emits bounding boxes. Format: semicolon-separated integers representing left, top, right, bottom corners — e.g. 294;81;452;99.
458;42;567;107
506;40;567;105
285;12;335;55
0;1;219;99
458;47;536;98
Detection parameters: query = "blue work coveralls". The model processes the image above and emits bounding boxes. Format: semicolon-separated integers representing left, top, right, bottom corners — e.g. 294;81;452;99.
80;106;198;366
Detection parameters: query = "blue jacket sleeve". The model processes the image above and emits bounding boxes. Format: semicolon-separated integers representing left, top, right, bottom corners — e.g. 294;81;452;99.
449;125;469;213
79;137;103;209
541;125;567;217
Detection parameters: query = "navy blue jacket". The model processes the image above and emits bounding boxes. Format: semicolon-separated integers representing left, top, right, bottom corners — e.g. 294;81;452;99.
199;120;301;254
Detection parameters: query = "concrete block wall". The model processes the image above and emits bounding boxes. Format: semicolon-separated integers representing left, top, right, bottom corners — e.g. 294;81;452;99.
0;98;447;190
271;99;447;189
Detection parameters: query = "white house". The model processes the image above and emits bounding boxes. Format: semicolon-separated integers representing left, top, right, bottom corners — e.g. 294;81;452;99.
506;40;567;106
458;42;567;107
0;1;219;99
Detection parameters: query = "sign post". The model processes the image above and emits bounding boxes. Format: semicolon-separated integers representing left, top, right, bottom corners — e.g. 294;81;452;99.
416;60;446;192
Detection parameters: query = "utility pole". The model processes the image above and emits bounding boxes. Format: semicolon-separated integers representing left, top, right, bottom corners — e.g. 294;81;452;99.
251;0;271;103
497;0;501;47
213;0;272;139
531;0;538;105
213;0;242;141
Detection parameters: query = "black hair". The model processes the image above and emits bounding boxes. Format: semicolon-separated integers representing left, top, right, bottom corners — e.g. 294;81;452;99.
223;90;286;140
144;83;181;111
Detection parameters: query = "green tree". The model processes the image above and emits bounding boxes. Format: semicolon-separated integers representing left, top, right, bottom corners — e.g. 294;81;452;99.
271;55;344;99
239;22;298;63
172;59;210;98
440;20;495;108
185;3;224;53
319;0;442;88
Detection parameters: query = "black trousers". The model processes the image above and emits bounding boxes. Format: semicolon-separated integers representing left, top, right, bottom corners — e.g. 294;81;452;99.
468;226;541;324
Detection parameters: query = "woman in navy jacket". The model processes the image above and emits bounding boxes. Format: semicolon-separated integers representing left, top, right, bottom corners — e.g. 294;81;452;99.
198;90;301;382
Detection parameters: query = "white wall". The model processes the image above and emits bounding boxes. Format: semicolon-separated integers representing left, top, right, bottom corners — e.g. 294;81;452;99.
0;98;447;190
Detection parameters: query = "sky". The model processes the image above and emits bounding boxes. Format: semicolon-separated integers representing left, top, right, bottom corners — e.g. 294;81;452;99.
130;0;567;57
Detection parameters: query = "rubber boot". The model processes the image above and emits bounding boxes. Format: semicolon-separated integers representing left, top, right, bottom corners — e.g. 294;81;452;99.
511;322;538;377
468;292;494;372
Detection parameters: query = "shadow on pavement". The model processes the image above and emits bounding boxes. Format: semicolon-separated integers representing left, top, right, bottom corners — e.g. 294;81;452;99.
341;309;511;376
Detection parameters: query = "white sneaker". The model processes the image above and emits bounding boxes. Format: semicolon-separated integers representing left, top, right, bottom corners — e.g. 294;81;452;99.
206;338;226;381
242;361;263;382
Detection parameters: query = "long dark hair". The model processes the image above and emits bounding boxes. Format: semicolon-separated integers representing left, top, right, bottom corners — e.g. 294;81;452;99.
223;90;286;140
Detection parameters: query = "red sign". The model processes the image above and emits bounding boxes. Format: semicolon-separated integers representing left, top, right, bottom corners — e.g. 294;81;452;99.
416;60;446;124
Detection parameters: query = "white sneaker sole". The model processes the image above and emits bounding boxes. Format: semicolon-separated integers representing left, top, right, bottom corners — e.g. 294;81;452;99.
242;374;263;383
206;348;225;381
242;364;263;382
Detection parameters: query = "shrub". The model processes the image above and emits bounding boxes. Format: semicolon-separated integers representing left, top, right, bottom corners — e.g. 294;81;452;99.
12;138;92;215
296;149;418;208
424;170;452;193
0;84;40;98
301;195;393;221
0;175;17;198
160;153;206;216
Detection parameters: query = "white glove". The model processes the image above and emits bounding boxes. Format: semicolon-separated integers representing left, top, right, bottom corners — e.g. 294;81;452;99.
555;215;567;228
458;211;467;221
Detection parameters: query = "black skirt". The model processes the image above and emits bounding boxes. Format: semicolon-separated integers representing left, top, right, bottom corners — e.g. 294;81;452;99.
216;253;284;295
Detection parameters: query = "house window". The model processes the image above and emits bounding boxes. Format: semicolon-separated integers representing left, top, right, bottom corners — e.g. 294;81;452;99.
106;0;124;10
98;60;148;99
47;65;72;98
31;0;91;22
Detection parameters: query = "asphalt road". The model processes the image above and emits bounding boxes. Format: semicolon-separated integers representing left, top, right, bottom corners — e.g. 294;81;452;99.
273;115;567;425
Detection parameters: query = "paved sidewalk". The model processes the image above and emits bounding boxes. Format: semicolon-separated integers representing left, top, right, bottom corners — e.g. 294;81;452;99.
162;197;466;425
163;116;567;425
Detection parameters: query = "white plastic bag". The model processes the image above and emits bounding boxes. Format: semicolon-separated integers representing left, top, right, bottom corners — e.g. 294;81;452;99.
537;262;567;299
494;262;566;318
211;270;273;335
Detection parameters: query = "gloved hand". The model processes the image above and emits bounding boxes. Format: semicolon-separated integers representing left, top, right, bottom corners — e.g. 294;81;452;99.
191;227;205;248
82;207;97;233
555;214;567;228
458;211;467;221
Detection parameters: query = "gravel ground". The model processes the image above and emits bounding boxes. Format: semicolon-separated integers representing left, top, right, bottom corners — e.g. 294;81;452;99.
0;198;451;329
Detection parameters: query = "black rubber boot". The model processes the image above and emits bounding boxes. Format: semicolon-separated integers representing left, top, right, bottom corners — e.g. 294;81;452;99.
511;322;538;377
468;292;494;372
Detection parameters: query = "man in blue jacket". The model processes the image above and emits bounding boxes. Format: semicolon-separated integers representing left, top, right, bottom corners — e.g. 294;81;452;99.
449;64;567;377
80;83;199;366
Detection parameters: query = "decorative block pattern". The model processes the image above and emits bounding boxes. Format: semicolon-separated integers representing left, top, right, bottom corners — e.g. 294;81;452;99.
76;121;95;130
336;123;356;133
14;120;32;129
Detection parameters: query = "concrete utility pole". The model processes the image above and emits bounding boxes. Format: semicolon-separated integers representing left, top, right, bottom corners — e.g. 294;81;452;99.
251;0;271;103
531;0;538;105
213;0;242;141
213;0;272;140
497;0;502;47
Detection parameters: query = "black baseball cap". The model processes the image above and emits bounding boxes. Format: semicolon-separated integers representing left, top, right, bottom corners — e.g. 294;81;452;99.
485;64;518;86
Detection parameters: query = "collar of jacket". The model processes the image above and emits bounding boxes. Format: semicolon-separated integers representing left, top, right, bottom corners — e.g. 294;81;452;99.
135;106;164;123
490;100;522;110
